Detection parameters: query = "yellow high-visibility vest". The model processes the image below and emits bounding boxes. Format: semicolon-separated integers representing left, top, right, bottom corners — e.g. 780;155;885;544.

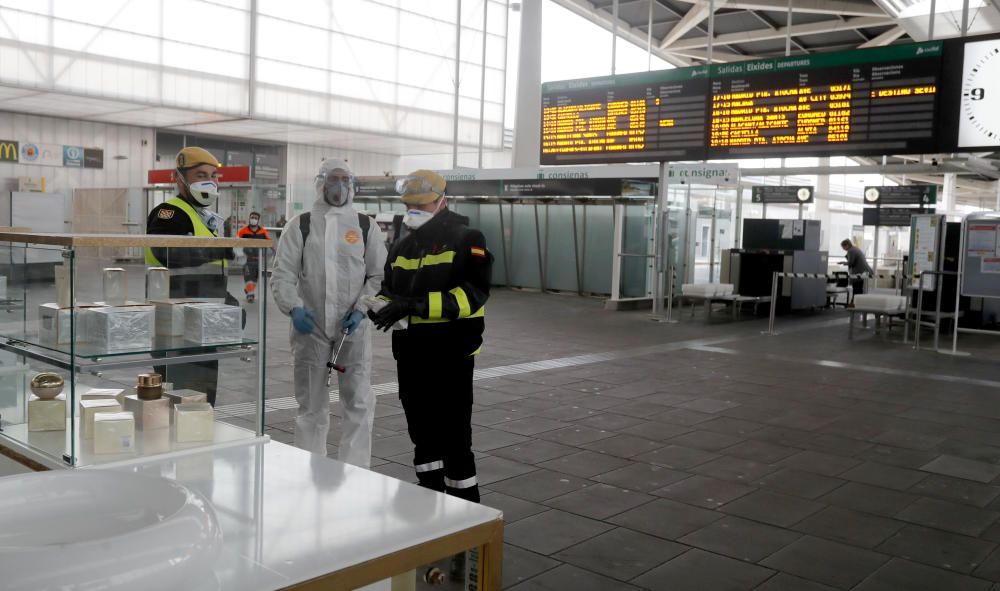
144;196;226;269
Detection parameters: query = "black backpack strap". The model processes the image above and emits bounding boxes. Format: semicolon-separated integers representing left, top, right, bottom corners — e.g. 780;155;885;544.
298;212;311;270
357;212;370;251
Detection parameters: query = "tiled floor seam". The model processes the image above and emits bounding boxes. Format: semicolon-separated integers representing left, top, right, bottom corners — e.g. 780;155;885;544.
219;335;753;417
221;316;856;418
687;344;1000;391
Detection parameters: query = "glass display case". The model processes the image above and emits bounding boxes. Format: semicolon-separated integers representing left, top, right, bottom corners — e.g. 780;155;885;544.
0;232;270;468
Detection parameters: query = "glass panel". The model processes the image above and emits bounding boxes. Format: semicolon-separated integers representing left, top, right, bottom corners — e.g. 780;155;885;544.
0;240;267;467
509;204;541;289
543;204;582;293
582;205;614;295
620;204;653;298
476;203;509;287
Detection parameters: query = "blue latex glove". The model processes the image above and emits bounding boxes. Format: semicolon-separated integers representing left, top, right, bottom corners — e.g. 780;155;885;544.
342;310;365;335
291;307;316;335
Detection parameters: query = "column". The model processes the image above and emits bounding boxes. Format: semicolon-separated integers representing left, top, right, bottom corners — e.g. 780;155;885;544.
942;172;956;218
512;0;542;168
815;157;831;250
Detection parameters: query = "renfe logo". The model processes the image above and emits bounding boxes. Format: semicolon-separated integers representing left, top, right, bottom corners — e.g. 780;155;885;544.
0;140;18;162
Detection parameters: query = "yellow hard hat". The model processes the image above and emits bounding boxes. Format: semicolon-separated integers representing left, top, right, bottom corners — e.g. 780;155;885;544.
396;170;446;205
175;146;221;170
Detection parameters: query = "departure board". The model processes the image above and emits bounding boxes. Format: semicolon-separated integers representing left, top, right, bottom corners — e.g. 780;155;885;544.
540;68;710;165
707;42;943;158
538;39;967;164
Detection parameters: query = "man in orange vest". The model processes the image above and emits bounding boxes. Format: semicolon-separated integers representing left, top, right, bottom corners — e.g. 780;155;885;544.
237;211;272;303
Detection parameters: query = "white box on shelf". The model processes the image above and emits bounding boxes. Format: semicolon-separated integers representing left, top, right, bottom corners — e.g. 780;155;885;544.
147;267;170;301
184;303;241;344
79;399;121;439
81;305;154;352
80;388;126;404
122;395;170;430
27;394;65;431
153;299;200;337
174;402;214;442
165;389;208;423
93;412;135;454
54;264;71;308
39;303;98;346
102;268;127;306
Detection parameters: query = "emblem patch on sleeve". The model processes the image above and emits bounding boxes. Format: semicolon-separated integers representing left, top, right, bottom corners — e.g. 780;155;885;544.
157;208;175;220
470;246;486;258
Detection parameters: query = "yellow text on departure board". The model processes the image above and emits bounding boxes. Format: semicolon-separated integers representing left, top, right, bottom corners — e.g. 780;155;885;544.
541;98;649;155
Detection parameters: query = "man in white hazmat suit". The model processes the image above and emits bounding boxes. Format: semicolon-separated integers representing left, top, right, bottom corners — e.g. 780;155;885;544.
271;159;387;467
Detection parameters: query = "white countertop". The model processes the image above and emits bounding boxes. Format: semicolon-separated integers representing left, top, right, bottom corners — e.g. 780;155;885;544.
105;440;502;590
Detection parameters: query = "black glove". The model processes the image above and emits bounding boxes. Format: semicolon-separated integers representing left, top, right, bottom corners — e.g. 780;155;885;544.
371;298;415;332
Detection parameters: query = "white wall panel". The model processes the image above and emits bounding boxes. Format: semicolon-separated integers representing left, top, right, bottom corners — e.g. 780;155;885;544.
284;142;399;216
0;112;155;230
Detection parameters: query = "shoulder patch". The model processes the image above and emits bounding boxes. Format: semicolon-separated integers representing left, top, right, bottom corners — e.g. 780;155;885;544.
470;246;486;258
157;208;175;220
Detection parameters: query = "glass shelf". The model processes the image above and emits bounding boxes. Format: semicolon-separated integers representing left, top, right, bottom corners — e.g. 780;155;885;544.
0;332;258;360
0;418;260;468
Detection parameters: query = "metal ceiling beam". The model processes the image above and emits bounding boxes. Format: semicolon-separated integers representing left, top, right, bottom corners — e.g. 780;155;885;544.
745;9;810;55
659;1;726;48
739;163;971;176
672;0;887;17
668;15;896;49
857;25;906;47
551;0;693;66
669;48;756;61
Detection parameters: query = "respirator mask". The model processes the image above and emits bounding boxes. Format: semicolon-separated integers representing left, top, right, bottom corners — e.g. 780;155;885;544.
402;197;444;230
317;171;354;207
177;170;219;207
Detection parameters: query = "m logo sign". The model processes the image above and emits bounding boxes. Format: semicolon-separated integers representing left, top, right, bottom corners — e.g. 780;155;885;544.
0;140;18;162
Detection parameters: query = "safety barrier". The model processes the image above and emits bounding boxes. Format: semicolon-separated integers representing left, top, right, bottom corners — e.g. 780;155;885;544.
907;270;958;351
650;266;679;324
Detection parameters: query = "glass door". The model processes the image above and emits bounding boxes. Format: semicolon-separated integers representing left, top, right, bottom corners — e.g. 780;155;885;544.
619;202;655;298
686;186;737;283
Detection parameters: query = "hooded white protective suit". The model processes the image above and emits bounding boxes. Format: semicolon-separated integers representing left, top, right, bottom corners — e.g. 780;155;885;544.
271;159;386;466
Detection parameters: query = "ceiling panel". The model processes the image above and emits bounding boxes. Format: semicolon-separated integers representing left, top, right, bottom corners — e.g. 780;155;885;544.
0;93;141;119
710;11;768;35
560;0;899;63
800;31;869;47
758;10;833;25
88;107;237;127
0;86;41;102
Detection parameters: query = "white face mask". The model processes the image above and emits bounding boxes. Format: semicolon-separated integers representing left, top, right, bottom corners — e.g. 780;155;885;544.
402;198;444;229
249;216;260;227
403;209;434;229
185;179;219;207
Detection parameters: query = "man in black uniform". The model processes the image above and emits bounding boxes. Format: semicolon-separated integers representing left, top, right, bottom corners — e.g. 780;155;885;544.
145;146;236;405
369;169;493;504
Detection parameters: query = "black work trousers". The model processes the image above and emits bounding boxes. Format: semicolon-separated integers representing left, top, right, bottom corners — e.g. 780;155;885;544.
398;355;479;503
151;275;237;407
